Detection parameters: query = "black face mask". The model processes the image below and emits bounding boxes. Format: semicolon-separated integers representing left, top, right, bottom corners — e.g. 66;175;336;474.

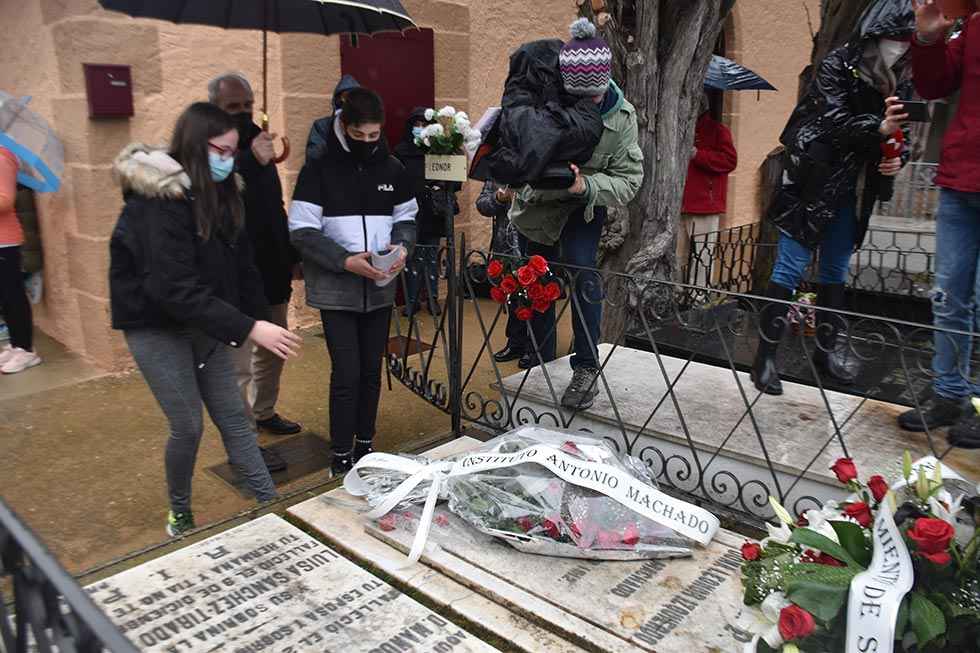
231;112;256;147
347;137;378;163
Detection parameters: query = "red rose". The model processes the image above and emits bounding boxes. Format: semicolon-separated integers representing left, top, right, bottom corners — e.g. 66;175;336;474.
516;516;535;533
500;275;519;294
907;517;955;555
622;524;640;546
545;282;562;301
868;475;889;503
542;518;561;539
527;282;546;301
844;501;873;528
802;550;845;567
830;457;858;484
920;550;952;565
490;287;508;304
778;605;816;642
532;298;551;314
515;307;534;321
528;254;549;275
487;259;504;279
741;542;762;561
517;265;538;287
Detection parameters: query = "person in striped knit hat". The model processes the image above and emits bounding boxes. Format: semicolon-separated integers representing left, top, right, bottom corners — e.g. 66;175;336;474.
509;17;644;409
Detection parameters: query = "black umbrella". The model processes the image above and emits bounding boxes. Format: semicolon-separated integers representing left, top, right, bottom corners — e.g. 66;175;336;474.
704;55;776;92
99;0;417;160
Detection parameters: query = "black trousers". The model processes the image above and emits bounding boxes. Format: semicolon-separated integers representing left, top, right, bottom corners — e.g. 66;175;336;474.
320;307;391;453
0;246;32;351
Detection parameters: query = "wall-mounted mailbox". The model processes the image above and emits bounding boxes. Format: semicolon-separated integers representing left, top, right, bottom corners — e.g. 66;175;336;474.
83;64;134;118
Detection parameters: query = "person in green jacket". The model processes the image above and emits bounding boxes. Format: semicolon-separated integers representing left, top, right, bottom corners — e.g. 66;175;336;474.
508;18;644;410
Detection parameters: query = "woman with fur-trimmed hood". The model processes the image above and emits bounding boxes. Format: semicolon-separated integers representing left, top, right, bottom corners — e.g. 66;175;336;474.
109;103;301;537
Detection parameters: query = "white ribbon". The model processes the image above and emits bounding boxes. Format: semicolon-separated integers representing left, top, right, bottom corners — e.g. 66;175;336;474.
344;445;720;566
844;503;914;653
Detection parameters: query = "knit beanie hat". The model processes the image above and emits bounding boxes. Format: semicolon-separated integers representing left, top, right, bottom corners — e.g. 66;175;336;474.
559;18;613;97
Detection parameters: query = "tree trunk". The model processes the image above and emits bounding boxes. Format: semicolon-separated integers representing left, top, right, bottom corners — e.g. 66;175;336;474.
798;0;876;97
582;1;729;342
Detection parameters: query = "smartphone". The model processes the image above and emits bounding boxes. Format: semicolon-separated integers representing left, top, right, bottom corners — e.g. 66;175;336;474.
899;100;930;123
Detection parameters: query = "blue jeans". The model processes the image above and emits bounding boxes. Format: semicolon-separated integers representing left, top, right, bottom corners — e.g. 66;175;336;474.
771;202;856;291
524;206;607;369
931;189;980;399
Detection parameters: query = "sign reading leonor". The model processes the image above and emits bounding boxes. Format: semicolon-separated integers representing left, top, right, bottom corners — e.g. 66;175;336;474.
86;515;496;652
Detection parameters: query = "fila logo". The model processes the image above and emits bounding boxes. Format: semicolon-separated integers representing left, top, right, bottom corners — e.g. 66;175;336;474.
378;184;394;192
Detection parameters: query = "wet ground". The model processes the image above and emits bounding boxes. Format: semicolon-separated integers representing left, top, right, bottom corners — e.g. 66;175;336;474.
0;321;459;574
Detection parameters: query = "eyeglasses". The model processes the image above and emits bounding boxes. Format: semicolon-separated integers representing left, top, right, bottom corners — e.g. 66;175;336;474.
208;142;238;160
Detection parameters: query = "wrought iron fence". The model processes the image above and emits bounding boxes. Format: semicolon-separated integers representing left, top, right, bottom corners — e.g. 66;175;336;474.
0;497;138;652
683;221;936;316
388;239;978;529
875;161;940;220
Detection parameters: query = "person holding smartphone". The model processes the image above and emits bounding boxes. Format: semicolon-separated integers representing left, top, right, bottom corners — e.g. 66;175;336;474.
288;88;418;474
751;0;914;396
898;0;980;448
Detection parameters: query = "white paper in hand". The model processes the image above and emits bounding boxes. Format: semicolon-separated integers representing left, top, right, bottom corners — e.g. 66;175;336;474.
371;247;401;288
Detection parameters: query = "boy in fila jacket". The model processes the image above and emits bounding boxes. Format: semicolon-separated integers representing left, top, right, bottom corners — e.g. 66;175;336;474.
288;88;418;473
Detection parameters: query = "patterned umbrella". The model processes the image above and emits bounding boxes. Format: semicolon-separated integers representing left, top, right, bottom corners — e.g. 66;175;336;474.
98;0;417;160
0;92;64;193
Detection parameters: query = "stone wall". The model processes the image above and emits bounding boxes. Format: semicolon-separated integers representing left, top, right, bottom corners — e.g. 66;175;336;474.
722;0;816;229
0;0;813;370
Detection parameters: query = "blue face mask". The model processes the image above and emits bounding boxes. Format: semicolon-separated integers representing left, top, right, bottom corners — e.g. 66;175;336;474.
412;126;425;140
208;151;235;182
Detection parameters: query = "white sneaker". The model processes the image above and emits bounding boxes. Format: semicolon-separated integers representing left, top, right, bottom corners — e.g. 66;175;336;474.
0;345;14;367
1;348;41;374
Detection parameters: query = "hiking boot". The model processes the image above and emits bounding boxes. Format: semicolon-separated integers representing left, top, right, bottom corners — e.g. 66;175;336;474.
751;284;793;395
257;414;302;435
898;396;967;432
1;348;41;374
166;510;195;538
353;439;374;464
561;367;600;410
948;414;980;449
331;450;354;476
259;446;287;473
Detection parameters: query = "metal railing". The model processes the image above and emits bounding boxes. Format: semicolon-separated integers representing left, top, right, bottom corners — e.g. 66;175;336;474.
683;221;936;314
388;238;977;530
875;161;940;221
0;498;138;652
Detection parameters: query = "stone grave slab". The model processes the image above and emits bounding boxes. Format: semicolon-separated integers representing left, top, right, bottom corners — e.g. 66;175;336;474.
289;437;592;653
85;514;497;653
289;436;756;653
368;507;753;653
498;344;980;507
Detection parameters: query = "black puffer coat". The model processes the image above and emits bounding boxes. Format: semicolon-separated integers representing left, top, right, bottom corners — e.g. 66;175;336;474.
769;0;915;249
484;39;603;187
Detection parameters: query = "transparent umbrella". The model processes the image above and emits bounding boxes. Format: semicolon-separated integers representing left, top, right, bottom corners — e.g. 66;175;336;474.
0;92;64;193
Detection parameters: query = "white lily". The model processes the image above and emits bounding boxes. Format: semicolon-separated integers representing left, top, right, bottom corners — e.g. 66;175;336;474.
802;502;845;544
762;522;793;547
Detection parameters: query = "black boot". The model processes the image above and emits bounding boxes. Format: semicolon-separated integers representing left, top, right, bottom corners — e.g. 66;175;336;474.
812;284;860;385
751;284;793;395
